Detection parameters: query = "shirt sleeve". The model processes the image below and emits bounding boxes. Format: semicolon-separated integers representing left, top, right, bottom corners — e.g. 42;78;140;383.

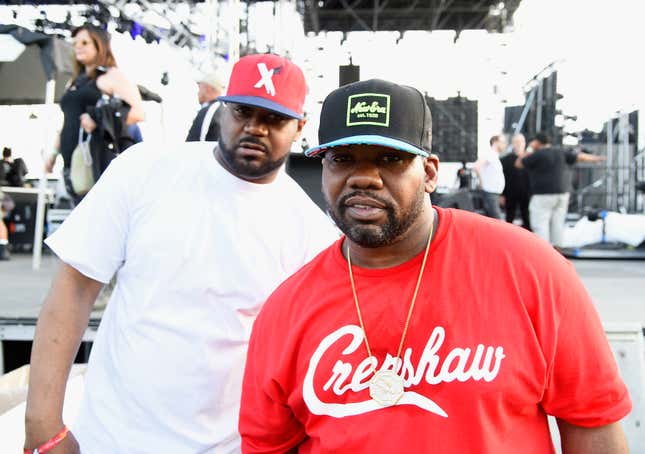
239;298;306;453
540;260;632;427
500;155;512;195
45;150;136;284
522;151;539;169
564;148;578;165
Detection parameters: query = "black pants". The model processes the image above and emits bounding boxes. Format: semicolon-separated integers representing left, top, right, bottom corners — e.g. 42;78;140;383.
480;191;502;220
505;192;531;230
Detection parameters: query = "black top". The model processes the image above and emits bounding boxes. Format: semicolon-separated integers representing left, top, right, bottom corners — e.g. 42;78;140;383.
500;151;530;198
0;160;11;186
186;101;221;142
522;147;578;194
456;167;473;189
1;158;28;187
59;73;102;167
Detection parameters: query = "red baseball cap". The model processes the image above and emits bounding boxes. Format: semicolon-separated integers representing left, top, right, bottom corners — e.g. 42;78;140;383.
218;54;307;119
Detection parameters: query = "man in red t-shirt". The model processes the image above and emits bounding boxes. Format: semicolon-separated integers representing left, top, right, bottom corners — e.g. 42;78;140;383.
239;79;631;453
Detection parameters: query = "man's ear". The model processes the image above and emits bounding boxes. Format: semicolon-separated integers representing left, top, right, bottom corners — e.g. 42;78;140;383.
423;154;440;193
293;119;307;141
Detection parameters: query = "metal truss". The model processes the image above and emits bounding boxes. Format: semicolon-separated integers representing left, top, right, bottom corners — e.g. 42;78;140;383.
299;0;521;34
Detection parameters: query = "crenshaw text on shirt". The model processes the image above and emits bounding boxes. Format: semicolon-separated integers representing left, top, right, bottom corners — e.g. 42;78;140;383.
303;325;506;418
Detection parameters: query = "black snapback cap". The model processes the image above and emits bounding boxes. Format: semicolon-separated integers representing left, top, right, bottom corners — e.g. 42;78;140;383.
305;79;432;157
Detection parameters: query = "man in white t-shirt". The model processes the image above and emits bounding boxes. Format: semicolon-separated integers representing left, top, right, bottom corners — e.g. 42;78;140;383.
24;54;338;454
474;134;506;219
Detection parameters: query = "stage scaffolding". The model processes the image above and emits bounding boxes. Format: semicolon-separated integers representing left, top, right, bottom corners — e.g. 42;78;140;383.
573;111;643;216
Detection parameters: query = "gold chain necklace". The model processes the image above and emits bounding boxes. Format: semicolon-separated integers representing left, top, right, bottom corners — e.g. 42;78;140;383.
347;222;434;406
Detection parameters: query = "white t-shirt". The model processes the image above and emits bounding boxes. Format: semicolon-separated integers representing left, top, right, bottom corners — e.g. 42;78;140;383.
478;148;505;194
45;142;338;453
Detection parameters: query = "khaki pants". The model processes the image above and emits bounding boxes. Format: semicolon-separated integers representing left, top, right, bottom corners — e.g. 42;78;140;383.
529;193;570;247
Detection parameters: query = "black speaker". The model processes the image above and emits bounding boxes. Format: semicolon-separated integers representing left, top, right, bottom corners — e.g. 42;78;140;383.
5;190;44;250
425;95;478;163
504;105;523;134
339;65;360;87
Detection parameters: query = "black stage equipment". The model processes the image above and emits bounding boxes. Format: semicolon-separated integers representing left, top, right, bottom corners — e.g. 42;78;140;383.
3;190;45;250
425;95;478;163
503;105;523;135
286;153;326;211
339;64;360;87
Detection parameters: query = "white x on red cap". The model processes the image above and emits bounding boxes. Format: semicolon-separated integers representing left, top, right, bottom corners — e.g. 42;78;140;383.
254;63;276;96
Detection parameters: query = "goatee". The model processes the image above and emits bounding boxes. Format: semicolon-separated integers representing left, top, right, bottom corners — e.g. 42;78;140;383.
326;188;426;248
217;137;286;179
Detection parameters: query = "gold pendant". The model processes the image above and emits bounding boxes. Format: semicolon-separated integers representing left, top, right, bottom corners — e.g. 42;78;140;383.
369;370;405;406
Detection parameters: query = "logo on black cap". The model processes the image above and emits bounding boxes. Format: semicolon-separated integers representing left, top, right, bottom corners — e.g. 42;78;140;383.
305;79;431;158
346;93;390;127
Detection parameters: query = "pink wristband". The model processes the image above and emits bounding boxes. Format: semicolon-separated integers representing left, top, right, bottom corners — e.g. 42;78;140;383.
24;425;69;454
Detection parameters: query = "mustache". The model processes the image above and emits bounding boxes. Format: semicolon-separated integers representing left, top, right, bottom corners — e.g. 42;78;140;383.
338;191;393;211
236;136;268;152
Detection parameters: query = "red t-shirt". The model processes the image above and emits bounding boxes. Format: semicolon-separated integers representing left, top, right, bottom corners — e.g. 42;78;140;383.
240;207;631;453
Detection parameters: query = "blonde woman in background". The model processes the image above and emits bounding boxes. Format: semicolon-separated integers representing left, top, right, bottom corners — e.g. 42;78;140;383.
46;24;143;203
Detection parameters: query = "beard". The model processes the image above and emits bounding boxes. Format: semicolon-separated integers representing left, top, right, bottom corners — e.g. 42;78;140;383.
218;135;287;180
326;186;426;248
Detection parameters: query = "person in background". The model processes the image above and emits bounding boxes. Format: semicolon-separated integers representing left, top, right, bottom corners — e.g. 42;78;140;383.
0;147;23;260
300;137;310;154
1;147;13;185
474;134;506;219
516;133;605;248
24;54;338;454
186;70;226;142
500;133;531;230
45;24;144;203
455;160;473;190
0;190;11;260
2;147;29;187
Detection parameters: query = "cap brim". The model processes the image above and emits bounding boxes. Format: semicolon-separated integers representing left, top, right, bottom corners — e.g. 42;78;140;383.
305;135;429;157
217;95;303;119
